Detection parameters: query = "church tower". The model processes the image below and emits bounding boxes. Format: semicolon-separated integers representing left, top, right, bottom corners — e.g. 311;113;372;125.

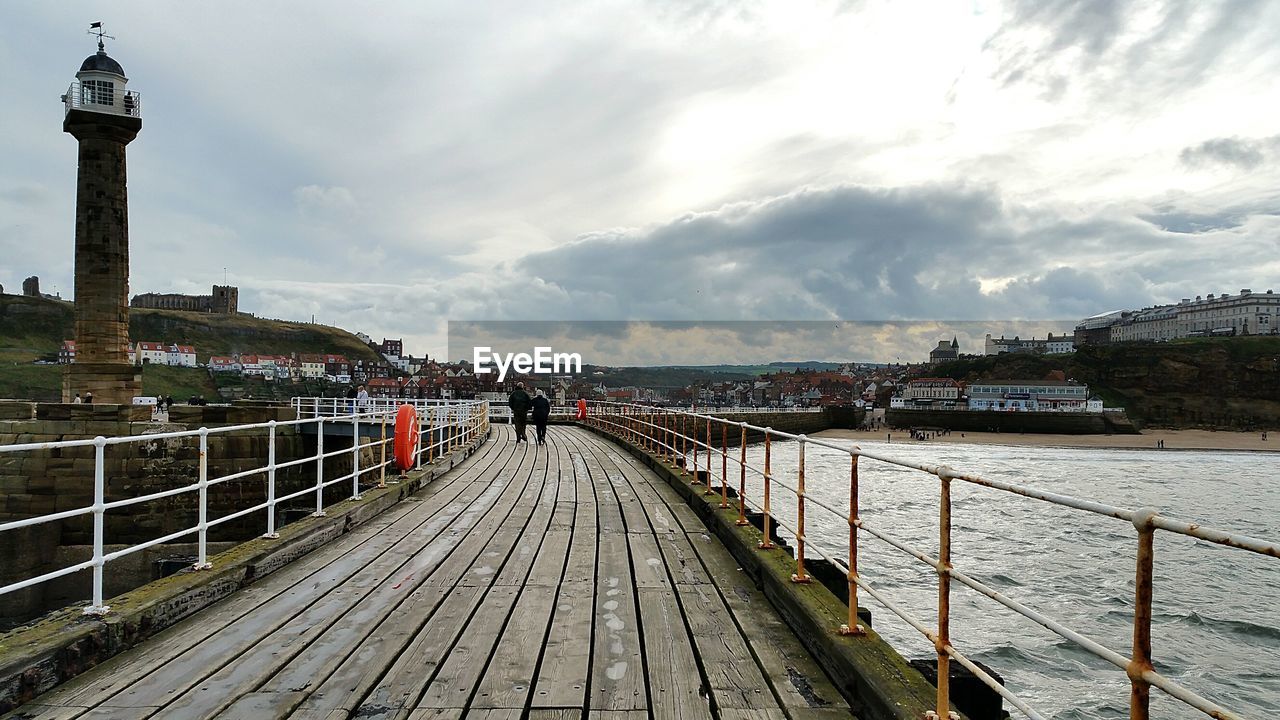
61;25;143;403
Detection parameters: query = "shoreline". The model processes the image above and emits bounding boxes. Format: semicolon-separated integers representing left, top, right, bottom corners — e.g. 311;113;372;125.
815;428;1280;453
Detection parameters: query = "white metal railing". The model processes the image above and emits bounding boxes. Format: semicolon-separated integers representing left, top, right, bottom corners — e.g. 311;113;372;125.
293;397;822;420
0;400;487;616
62;81;141;118
292;396;465;418
487;405;579;421
583;401;1279;720
676;404;825;413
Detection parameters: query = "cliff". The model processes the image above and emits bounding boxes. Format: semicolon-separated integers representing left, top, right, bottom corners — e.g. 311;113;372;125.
932;337;1280;429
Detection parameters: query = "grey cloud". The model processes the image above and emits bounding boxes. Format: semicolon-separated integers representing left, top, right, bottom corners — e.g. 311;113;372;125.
987;1;1278;104
487;181;1271;326
1138;209;1245;234
236;178;1279;363
1180;136;1280;170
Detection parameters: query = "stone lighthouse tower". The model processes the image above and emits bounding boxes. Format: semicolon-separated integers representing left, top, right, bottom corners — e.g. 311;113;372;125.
61;27;143;404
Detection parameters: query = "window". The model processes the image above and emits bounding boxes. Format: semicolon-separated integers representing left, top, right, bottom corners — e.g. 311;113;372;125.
82;79;115;106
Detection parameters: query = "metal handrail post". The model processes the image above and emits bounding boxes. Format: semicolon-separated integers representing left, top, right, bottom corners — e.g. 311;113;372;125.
194;428;213;569
703;419;713;495
792;436;811;583
719;423;729;509
264;420;279;538
351;415;362;500
314;418;326;517
760;430;775;549
663;411;671;462
85;437;109;615
840;453;865;635
690;416;700;484
378;413;387;489
936;467;955;718
681;414;688;475
1129;510;1158;720
428;406;436;464
736;424;748;526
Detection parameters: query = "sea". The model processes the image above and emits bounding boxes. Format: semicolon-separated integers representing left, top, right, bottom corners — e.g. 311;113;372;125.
730;437;1280;719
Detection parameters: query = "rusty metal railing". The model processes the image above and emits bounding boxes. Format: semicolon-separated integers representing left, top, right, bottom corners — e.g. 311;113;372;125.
0;400;488;616
582;401;1278;720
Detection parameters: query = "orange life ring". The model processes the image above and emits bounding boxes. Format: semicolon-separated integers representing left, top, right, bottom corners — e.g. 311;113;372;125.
394;404;419;471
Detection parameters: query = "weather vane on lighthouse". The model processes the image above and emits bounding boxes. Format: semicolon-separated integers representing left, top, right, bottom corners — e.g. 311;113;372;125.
87;21;114;52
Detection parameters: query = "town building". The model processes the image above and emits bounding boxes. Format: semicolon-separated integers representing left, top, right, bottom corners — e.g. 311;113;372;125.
165;344;196;367
1045;334;1076;354
208;356;239;372
135;342;168;365
899;378;962;405
928;338;959;365
1075;289;1279;345
322;354;352;383
298;354;326;379
967;380;1101;412
984;333;1075;356
1074;311;1124;346
130;285;239;314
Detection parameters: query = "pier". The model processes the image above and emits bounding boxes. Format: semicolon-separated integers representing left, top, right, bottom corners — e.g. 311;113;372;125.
3;424;861;719
1;400;1277;720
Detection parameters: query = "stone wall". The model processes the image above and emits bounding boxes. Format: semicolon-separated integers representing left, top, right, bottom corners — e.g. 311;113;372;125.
0;404;379;625
885;408;1139;435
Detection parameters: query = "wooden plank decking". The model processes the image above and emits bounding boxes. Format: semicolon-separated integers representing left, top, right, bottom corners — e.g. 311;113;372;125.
8;426;853;720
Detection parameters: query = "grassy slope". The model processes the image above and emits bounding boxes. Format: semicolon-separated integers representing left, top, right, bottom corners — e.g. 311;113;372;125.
0;293;383;401
0;294;382;365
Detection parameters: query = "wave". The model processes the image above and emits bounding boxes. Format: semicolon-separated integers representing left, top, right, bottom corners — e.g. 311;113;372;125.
1169;610;1280;642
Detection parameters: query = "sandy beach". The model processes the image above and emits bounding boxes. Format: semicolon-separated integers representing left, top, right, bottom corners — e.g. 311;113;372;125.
816;427;1279;452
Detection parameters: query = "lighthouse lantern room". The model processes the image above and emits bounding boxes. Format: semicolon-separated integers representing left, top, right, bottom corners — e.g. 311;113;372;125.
62;24;141;118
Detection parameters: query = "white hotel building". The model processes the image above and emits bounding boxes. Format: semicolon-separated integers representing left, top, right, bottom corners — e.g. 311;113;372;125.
1078;289;1279;344
967;380;1102;413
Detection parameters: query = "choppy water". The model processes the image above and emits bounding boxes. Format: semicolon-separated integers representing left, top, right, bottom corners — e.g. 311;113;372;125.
727;438;1280;719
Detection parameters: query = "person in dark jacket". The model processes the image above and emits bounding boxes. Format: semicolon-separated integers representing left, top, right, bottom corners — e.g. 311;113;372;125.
531;389;551;445
508;382;532;442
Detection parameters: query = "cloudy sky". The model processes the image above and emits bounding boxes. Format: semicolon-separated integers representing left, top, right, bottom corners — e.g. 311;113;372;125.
2;1;1278;364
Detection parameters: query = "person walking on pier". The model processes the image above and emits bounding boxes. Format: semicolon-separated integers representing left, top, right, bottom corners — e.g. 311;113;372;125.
509;382;532;443
531;388;551;445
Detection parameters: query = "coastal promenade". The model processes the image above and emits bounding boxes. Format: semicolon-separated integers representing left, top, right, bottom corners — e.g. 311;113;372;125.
6;425;855;719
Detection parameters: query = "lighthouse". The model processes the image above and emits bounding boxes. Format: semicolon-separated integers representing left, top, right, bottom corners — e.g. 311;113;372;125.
61;25;143;404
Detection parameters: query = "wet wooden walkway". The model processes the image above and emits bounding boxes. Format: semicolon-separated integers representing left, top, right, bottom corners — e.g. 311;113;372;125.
11;426;853;720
